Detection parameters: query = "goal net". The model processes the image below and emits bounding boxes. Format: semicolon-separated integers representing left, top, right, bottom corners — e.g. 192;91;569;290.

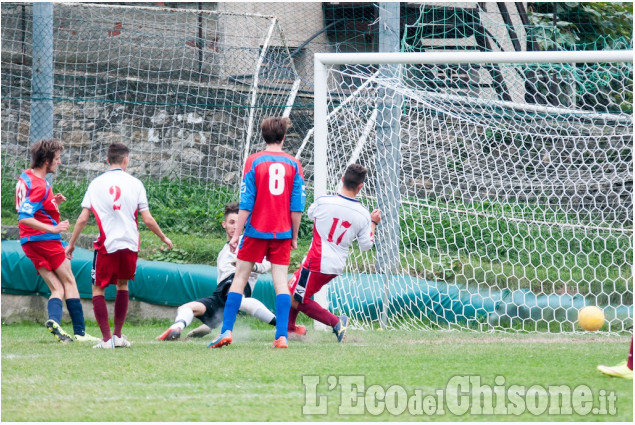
312;51;633;333
1;2;300;200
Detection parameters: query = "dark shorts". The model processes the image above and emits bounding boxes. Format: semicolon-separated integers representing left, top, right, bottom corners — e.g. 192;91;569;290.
237;236;291;265
22;240;67;272
195;273;252;329
289;267;337;304
92;248;138;288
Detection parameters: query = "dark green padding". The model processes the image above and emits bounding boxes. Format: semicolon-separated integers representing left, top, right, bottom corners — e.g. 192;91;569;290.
2;240;631;326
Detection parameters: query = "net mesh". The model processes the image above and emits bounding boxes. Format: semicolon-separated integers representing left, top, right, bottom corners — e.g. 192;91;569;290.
315;55;633;332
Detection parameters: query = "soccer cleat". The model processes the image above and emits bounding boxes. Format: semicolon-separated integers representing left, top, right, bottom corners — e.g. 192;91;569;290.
272;336;288;348
186;324;212;339
156;327;182;341
332;315;348;342
288;325;307;336
113;334;131;348
73;332;101;342
208;330;232;348
93;338;114;349
45;319;73;343
597;361;633;380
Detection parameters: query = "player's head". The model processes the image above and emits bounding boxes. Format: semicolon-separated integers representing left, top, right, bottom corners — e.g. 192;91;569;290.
261;117;291;144
30;139;64;173
222;202;239;240
342;163;367;194
107;143;130;169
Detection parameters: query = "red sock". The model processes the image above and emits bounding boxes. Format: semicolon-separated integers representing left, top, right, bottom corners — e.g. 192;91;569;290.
113;290;129;338
288;307;300;331
92;295;111;341
296;299;339;327
628;338;633;371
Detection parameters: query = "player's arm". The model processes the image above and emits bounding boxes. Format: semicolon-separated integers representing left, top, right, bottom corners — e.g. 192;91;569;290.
357;209;381;252
290;171;306;250
65;208;91;259
253;258;271;274
140;209;173;249
228;209;249;253
18;217;69;234
290;211;302;250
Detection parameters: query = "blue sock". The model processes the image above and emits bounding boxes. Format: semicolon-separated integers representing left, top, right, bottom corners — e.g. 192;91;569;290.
275;293;291;339
221;292;243;333
66;298;85;336
47;298;63;324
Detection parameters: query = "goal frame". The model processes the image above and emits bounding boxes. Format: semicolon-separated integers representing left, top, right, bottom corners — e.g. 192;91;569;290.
312;49;633;330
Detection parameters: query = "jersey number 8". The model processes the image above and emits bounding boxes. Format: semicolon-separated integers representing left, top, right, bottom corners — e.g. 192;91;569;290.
268;163;286;196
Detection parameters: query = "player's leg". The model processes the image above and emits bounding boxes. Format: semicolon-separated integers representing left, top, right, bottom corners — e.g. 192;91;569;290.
287;269;304;335
112;279;131;347
597;338;634;379
270;262;291;348
22;241;72;342
208;260;252;348
53;258;98;342
239;297;276;326
157;301;206;340
38;267;73;343
92;250;114;346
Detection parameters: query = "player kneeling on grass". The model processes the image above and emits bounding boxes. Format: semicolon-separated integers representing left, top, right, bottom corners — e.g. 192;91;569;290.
65;143;173;349
287;164;380;342
15;139;99;344
157;202;276;341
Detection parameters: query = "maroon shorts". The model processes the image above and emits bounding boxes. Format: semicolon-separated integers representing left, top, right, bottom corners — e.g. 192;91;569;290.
93;248;138;288
237;236;291;265
288;267;337;304
22;240;67;272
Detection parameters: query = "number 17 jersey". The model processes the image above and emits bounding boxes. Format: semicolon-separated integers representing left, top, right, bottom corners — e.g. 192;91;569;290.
302;194;374;275
240;150;305;239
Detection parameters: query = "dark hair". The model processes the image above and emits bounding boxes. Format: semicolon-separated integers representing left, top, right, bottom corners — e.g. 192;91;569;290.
224;202;239;217
260;117;291;144
342;163;367;190
30;139;64;169
107;143;130;165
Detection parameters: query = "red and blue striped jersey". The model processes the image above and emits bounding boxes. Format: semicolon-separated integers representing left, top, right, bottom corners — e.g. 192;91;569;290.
240;150;306;239
15;169;62;245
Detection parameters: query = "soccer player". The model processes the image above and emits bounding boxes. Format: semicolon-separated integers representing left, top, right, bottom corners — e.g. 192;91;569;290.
65;143;173;349
208;116;305;349
15;139;99;343
597;338;633;380
156;202;276;341
287;164;381;342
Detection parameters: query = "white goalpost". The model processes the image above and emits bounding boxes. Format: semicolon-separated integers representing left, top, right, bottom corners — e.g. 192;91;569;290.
313;50;633;333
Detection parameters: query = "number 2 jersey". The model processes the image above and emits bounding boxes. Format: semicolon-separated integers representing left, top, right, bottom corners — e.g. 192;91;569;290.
240;150;306;239
81;168;149;253
15;169;62;245
302;194;375;275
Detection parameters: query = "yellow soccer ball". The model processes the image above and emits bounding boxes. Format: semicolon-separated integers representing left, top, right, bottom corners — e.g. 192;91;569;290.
578;306;605;331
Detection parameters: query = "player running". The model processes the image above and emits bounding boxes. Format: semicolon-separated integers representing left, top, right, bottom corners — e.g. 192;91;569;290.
287;164;381;342
208;117;306;349
65;143;173;349
15;139;99;343
156;202;276;341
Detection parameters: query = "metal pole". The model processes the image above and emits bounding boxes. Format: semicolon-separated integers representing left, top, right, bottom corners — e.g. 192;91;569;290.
376;2;402;329
31;2;54;144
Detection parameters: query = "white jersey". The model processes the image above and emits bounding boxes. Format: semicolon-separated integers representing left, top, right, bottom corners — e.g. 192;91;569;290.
81;168;149;253
217;238;271;292
302;194;374;275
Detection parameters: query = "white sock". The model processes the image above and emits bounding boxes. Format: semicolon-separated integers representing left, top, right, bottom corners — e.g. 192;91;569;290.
240;297;275;324
171;306;194;330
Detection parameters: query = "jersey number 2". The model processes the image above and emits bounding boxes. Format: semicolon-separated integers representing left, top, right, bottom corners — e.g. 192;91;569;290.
268;163;285;196
109;185;122;210
327;218;351;245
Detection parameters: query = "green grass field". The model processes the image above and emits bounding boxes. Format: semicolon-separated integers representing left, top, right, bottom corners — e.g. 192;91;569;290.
1;320;632;422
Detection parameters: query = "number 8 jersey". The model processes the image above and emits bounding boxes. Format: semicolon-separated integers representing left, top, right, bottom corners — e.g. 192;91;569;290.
240;151;306;239
81;168;149;253
302;194;374;275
